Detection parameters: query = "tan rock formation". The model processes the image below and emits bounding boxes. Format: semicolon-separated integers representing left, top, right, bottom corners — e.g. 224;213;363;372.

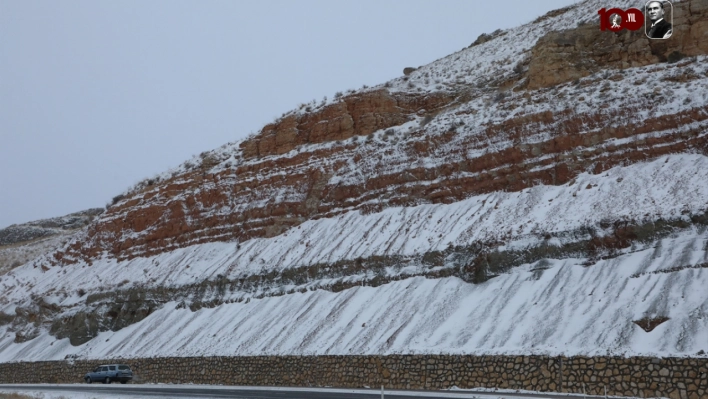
240;89;455;158
527;0;708;89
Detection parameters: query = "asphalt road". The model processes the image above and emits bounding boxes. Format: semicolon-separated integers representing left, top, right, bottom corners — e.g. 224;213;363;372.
0;384;581;399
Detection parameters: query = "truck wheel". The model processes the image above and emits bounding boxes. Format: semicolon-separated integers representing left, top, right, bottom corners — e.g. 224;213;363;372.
120;381;127;384
85;377;91;384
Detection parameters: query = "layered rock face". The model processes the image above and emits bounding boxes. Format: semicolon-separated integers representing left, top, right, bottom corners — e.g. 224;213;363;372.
47;0;708;264
240;90;455;158
2;0;708;364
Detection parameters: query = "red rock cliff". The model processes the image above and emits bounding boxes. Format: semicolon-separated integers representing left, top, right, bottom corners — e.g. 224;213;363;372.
48;0;708;265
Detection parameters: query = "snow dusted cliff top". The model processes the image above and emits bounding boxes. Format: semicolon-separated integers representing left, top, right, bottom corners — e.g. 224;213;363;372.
123;0;657;186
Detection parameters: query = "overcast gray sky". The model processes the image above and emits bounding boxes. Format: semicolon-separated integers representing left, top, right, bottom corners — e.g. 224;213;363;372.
0;0;581;228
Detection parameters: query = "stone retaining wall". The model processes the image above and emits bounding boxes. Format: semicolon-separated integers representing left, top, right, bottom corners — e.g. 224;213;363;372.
1;355;706;399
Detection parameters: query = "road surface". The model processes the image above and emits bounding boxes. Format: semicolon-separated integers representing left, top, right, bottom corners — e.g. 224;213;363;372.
0;384;603;399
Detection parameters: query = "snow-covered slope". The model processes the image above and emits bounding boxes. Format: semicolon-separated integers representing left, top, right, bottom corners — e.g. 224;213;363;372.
1;223;707;361
0;0;707;362
5;154;708;290
0;234;75;276
1;154;707;361
0;209;103;275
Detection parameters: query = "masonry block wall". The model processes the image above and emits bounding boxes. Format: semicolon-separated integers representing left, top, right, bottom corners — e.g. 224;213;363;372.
1;355;706;399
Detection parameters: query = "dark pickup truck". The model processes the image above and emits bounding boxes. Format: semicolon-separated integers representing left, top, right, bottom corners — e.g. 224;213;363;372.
84;364;133;384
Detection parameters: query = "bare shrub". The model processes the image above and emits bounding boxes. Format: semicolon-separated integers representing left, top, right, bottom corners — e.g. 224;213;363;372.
111;194;125;206
199;153;220;169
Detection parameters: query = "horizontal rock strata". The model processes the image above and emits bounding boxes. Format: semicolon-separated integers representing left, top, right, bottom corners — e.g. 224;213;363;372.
36;0;708;266
48;99;708;263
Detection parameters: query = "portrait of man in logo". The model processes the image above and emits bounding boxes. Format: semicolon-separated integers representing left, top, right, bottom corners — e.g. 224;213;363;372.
645;1;673;39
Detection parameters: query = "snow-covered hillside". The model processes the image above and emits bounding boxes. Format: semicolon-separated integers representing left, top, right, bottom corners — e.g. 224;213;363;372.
120;0;652;186
0;0;707;364
0;154;707;361
0;209;103;275
5;154;708;290
0;233;75;276
1;228;707;361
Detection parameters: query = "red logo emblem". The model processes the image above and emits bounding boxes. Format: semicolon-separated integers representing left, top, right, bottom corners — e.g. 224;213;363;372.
598;8;644;31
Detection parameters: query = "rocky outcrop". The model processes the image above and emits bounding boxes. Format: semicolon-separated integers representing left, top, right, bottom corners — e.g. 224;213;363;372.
239;89;455;158
468;28;506;47
527;0;708;89
18;209;702;345
0;208;103;246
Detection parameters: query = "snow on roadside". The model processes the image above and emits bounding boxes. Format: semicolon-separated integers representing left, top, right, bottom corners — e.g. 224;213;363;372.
0;389;174;399
0;384;649;398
